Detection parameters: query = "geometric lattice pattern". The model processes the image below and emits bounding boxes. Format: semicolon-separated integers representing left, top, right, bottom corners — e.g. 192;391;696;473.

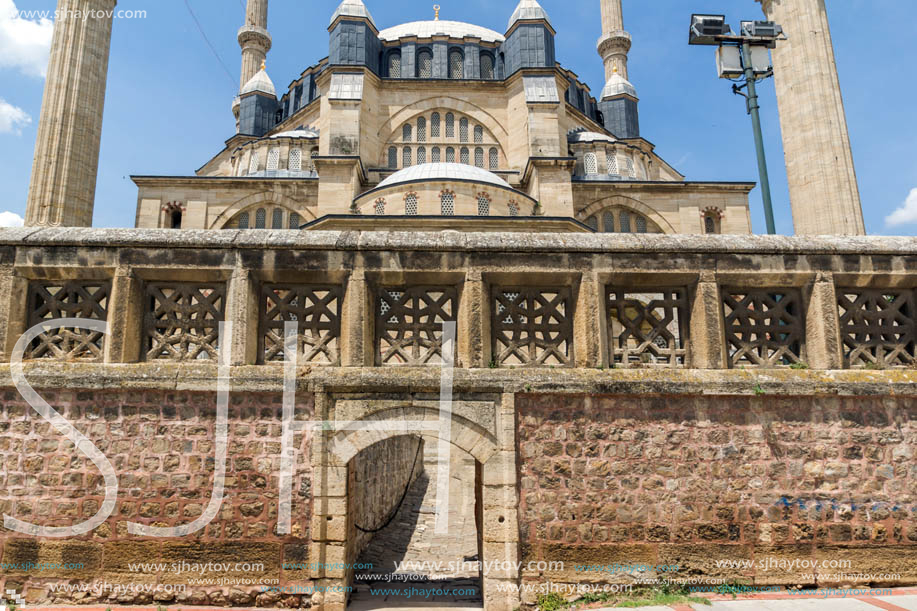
145;283;225;361
722;289;804;368
376;287;457;366
261;285;343;364
837;289;916;369
26;281;111;361
606;289;687;367
493;288;572;366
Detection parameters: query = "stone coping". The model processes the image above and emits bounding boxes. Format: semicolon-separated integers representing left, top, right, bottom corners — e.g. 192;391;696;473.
2;363;915;395
0;228;916;255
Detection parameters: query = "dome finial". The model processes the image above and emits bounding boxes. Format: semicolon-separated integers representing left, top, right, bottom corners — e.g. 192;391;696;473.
260;59;266;71
434;4;440;20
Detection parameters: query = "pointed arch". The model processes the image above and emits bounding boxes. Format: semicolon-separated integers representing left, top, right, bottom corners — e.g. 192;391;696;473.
208;191;315;229
576;195;677;234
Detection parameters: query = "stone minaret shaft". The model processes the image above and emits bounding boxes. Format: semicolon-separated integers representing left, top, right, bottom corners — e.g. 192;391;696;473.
598;0;630;80
238;0;271;90
25;0;117;227
758;0;865;235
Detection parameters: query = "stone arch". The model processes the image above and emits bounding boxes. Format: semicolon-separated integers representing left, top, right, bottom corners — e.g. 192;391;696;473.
376;96;509;162
207;191;315;229
325;406;499;467
577;195;677;234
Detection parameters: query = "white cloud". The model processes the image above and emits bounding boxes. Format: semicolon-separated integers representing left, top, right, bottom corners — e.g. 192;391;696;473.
0;98;31;134
885;188;917;227
0;0;53;77
0;211;24;227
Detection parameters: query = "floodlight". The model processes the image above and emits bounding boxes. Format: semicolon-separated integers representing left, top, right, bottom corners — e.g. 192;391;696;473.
689;14;731;45
740;20;783;38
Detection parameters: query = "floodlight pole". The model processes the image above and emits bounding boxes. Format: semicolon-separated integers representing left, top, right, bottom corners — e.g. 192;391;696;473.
740;41;777;235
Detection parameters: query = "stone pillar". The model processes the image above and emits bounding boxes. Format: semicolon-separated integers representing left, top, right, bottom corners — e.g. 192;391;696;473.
0;268;29;361
225;267;258;366
804;272;843;369
104;267;143;363
689;271;725;369
573;272;605;368
341;270;371;367
458;270;485;368
597;0;631;80
238;0;271;89
25;0;117;228
757;0;865;236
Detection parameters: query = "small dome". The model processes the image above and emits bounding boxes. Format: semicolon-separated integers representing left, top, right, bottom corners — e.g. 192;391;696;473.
270;127;319;139
601;72;637;100
568;131;617;144
241;66;276;98
330;0;375;27
377;163;511;190
508;0;550;30
379;20;504;43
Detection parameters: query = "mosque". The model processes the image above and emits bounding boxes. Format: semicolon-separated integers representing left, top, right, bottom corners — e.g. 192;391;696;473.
130;0;755;235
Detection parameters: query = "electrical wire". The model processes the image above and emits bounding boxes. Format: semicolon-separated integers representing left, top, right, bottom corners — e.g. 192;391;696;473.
183;0;238;91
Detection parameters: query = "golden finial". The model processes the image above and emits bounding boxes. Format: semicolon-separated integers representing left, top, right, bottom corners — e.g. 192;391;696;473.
434;4;440;20
261;59;266;71
613;64;618;73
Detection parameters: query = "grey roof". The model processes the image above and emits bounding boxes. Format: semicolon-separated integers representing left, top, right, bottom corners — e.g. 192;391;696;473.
377;163;511;189
241;67;276;98
523;76;559;103
329;0;375;27
568;131;617;144
601;72;637;100
379;20;504;43
507;0;551;30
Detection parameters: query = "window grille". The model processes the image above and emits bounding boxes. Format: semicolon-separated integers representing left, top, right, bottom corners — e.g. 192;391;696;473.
474;147;484;168
288;213;300;228
403;147;412;167
508;202;519;217
431;112;440;137
403;124;412;141
418;50;433;78
440;191;455;216
481;54;494;79
607;289;688;367
445;113;455;138
477;195;490;216
417;117;426;142
272;208;284;229
489;148;499;170
388;146;398;168
289;148;302;172
837;289;917;369
374;199;385;215
255;208;267;229
376;287;457;365
446;147;455;163
144;283;226;361
405;194;418;215
449;49;464;78
238;212;250;229
619;211;631;232
261;285;343;364
266;147;280;171
26;281;111;361
432;147;441;163
388;51;401;77
602;211;615;233
459;118;468;142
625;156;635;177
607;154;618;175
417;147;426;164
635;215;648;233
584;153;598;175
248;151;260;174
474;125;483;143
492;288;573;367
460;147;469;164
723;289;805;368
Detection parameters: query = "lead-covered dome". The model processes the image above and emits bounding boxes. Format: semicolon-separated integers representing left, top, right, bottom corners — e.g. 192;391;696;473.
377;163;511;190
379;20;504;43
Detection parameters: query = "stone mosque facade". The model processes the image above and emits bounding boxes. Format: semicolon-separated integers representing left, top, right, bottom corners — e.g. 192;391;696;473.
132;0;755;235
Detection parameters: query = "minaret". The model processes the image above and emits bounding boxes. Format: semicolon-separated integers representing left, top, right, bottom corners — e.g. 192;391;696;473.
757;0;865;235
25;0;117;227
238;0;271;90
597;0;639;139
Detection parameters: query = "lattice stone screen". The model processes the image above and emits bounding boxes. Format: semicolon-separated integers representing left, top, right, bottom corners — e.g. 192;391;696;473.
837;289;916;368
376;287;457;365
260;285;343;364
26;281;111;361
145;283;226;361
493;288;573;366
722;288;805;367
606;289;687;367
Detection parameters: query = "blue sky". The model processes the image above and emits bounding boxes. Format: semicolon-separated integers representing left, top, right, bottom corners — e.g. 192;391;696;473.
0;0;914;234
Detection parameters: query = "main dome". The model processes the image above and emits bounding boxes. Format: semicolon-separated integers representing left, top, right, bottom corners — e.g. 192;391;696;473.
377;163;511;190
379;20;504;43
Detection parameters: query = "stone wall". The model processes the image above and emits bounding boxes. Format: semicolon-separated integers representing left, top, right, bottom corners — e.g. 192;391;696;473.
347;435;424;564
516;393;917;598
0;388;314;607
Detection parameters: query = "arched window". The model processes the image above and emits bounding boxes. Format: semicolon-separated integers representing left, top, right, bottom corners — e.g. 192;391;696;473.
445;113;455;138
417;146;426;164
440;191;455;216
602;211;615;233
449;49;464;79
417;49;433;78
606;152;618;175
272;208;284;229
248;151;260;174
387;50;402;78
619;211;631;232
238;212;250;229
474;125;483;143
584;215;599;231
508;202;519;217
309;149;319;172
624;156;635;178
432;147;441;163
403;146;412;167
446;147;455;163
289;148;302;172
266;147;280;171
704;210;722;234
417;117;426;142
635;215;648;233
460;147;469;164
170;209;182;229
388;146;398;168
474;147;484;168
403;124;412;142
459;118;468;142
584;153;598;175
477;194;490;216
289;213;300;228
405;193;418;215
489;147;499;170
431;112;440;138
374;199;385;215
480;53;495;79
255;208;267;229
